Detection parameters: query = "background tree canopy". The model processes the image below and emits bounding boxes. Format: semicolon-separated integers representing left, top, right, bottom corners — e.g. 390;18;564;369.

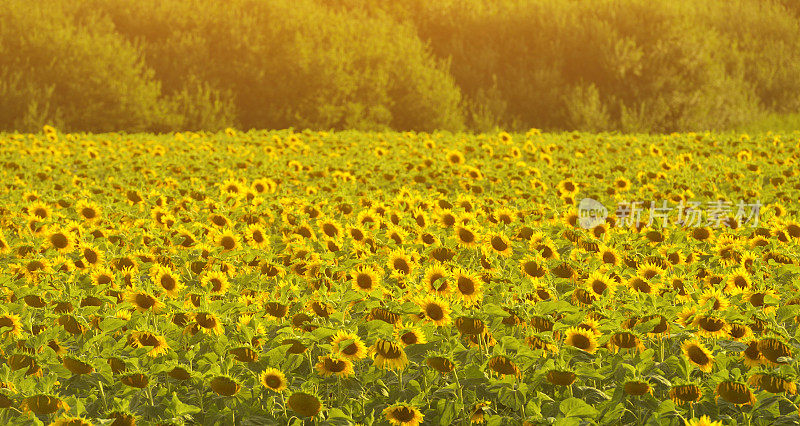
2;0;799;133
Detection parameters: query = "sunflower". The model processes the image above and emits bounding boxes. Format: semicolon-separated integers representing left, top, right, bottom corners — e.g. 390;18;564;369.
387;250;415;278
228;346;258;363
260;368;287;391
221;178;243;196
744;289;778;313
748;373;797;394
681;339;714;373
757;338;792;366
437;210;457;228
727;323;753;342
526;335;559;355
724;267;751;295
697;288;730;311
715;381;755;406
315;355;354;378
214;229;239;252
75;200;102;223
208;212;231;228
627;276;659;295
150;265;182;297
485;232;513;257
454;268;483;305
418;297;452;326
309;301;334;318
57;314;85;336
694;314;729;338
624;380;652;396
609;331;645;353
126;290;162;313
384;403;424;426
63;356;94;375
454;224;480;248
426;356;455;374
669;384;702;405
446;150;465;165
520;256;548;279
120;372;149;388
598;245;620;266
128;330;170;357
244;224;269;249
201;271;230;295
21;394;69;415
50;416;93;426
584;271;615;300
691;226;713;242
372;339;408;370
386;224;407;246
557;179;579;196
46;228;74;253
366;307;401;325
331;330;367;360
421;265;450;295
546;370;577;386
0;313;22;339
470;401;491;424
394;324;426;347
107;412;137;426
352;265;381;293
251;178;276;194
210;375;240;396
194;312;225;335
80;244;104;269
486;355;520;377
564;327;598;354
27;200;52;220
91;266;115;287
684;416;724;426
287;392;322;418
741;340;762;367
636;263;665;280
8;352;42;376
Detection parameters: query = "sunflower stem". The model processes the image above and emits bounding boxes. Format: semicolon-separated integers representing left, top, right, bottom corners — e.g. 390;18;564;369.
397;369;404;395
147;383;155;407
336;376;343;407
98;380;107;411
453;370;464;405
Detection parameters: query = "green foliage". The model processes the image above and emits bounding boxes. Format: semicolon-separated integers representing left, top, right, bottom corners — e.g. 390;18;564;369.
1;0;799;132
0;0;177;132
85;0;464;131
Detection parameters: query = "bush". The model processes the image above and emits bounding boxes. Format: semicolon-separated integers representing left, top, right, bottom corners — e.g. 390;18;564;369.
89;0;464;131
0;0;176;132
1;0;798;133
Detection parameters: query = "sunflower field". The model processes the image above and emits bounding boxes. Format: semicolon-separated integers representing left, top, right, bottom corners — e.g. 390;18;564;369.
0;126;799;426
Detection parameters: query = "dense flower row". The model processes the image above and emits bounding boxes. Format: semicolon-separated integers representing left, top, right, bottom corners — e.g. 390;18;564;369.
0;127;798;425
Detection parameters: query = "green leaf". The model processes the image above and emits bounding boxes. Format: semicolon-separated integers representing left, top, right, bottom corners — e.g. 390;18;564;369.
169;392;201;416
437;400;457;426
98;317;128;332
560;397;598;418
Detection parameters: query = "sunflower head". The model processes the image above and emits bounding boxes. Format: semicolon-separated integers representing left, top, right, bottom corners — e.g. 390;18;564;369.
260;368;287;391
287;392;322;418
383;403;424;426
371;339;408;371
